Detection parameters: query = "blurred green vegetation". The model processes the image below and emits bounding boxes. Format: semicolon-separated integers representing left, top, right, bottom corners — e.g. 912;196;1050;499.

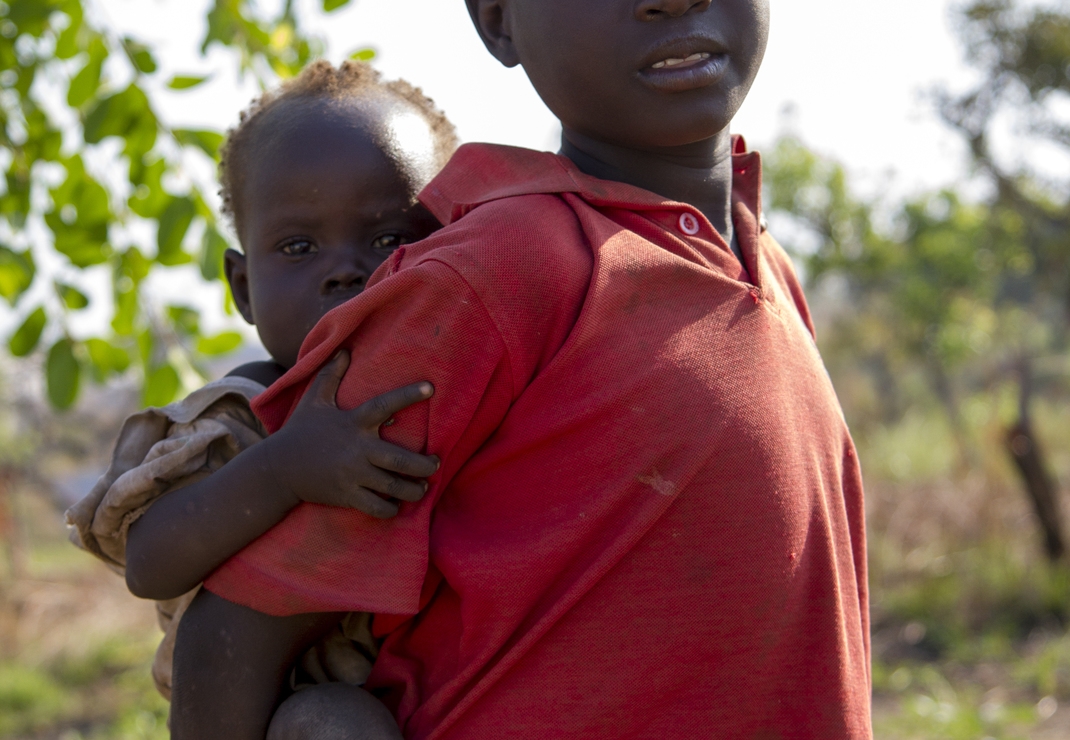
852;396;1070;737
0;0;371;410
761;1;1070;735
765;2;1070;549
0;447;169;739
0;639;168;740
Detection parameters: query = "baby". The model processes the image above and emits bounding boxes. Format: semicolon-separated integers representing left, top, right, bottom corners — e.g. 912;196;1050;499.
67;60;456;735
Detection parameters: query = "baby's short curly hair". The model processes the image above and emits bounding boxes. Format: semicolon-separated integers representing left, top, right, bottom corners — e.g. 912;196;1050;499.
219;59;459;235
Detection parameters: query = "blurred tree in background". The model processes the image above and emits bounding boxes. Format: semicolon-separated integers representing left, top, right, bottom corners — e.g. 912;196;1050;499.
0;0;369;411
766;0;1070;561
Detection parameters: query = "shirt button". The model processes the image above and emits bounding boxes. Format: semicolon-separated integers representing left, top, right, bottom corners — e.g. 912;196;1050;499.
678;212;700;236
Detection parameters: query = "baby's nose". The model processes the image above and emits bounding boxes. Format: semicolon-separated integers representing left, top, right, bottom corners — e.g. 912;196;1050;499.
322;263;368;294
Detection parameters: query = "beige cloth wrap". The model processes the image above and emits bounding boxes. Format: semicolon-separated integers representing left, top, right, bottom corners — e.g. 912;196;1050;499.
65;376;378;700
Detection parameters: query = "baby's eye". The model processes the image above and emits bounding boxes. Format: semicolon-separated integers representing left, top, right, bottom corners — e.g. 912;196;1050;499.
371;233;411;252
279;238;317;256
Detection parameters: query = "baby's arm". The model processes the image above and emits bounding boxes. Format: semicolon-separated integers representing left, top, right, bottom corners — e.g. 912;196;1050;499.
125;352;438;601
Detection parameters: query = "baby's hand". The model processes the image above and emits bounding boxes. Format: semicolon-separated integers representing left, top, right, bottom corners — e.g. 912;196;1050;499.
267;351;439;519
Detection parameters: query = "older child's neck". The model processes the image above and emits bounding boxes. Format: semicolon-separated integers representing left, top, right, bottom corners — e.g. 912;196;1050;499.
560;129;735;244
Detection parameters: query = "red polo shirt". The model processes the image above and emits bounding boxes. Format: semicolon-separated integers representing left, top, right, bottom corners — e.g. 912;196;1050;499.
204;140;872;739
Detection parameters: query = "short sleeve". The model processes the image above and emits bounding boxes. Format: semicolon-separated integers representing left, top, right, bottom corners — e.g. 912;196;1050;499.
203;259;515;617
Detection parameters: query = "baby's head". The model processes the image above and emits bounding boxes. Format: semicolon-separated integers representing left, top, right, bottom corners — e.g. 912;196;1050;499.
222;61;458;368
467;0;768;150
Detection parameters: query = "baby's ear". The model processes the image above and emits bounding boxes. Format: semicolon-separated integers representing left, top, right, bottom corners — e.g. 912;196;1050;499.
466;0;521;68
223;249;255;325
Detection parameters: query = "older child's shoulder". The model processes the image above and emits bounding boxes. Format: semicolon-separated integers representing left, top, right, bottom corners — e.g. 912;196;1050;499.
418;143;591;250
394;143;594;310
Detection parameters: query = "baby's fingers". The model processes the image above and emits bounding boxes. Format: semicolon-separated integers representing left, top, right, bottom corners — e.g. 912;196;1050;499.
318;487;400;519
305;350;351;407
359;465;429;503
354;382;434;428
366;439;440;479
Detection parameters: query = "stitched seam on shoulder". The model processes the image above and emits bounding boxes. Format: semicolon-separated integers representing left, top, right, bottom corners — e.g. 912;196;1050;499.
556;155;587;194
421;258;517;399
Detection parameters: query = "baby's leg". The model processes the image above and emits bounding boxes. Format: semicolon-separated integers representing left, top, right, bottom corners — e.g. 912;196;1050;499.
266;684;403;740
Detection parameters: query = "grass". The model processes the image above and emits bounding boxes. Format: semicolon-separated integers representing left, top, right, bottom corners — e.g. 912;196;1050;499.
861;393;1070;738
869;544;1070;738
0;516;168;740
0;640;169;739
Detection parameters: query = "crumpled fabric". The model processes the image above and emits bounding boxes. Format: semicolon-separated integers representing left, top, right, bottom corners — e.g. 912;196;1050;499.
66;376;378;700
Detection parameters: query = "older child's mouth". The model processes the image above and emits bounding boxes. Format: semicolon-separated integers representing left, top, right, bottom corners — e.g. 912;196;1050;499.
638;52;729;93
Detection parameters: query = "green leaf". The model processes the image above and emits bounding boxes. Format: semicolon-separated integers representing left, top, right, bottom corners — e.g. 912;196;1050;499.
1;167;32;227
111;288;138;336
6;0;62;37
156;198;195;264
167;305;200;336
46;338;80;409
200;227;229;281
51;157;111;222
323;0;351;11
192;189;215;220
85;338;130;380
166;74;211;90
55;281;89;310
46;225;110;267
8;306;46;357
143;363;180;407
67;35;107;108
121;36;157;74
349;48;375;62
12;61;37;97
172;128;225;160
128;157;169;218
112;248;149;336
46;157;114;267
54;8;82;59
197;331;242;356
23;108;62;162
0;246;34;304
83;84;157;156
117;246;152;285
137;328;153;365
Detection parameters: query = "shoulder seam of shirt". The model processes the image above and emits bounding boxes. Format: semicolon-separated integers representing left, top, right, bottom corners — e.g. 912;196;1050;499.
422;257;518;399
552;153;587;192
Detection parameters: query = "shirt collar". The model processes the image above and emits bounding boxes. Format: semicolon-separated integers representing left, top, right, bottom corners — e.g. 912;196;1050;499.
420;136;763;228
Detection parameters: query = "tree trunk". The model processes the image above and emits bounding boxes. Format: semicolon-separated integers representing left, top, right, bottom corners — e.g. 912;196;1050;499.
1007;421;1065;561
1006;358;1065;562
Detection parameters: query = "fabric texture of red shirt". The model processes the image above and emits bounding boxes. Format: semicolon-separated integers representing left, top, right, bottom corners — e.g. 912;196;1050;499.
204;139;872;739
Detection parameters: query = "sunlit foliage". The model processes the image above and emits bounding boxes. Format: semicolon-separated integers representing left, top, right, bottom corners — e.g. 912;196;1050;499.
0;0;363;408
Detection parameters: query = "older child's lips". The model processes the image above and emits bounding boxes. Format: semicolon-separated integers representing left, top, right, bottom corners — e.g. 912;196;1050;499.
637;52;728;94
